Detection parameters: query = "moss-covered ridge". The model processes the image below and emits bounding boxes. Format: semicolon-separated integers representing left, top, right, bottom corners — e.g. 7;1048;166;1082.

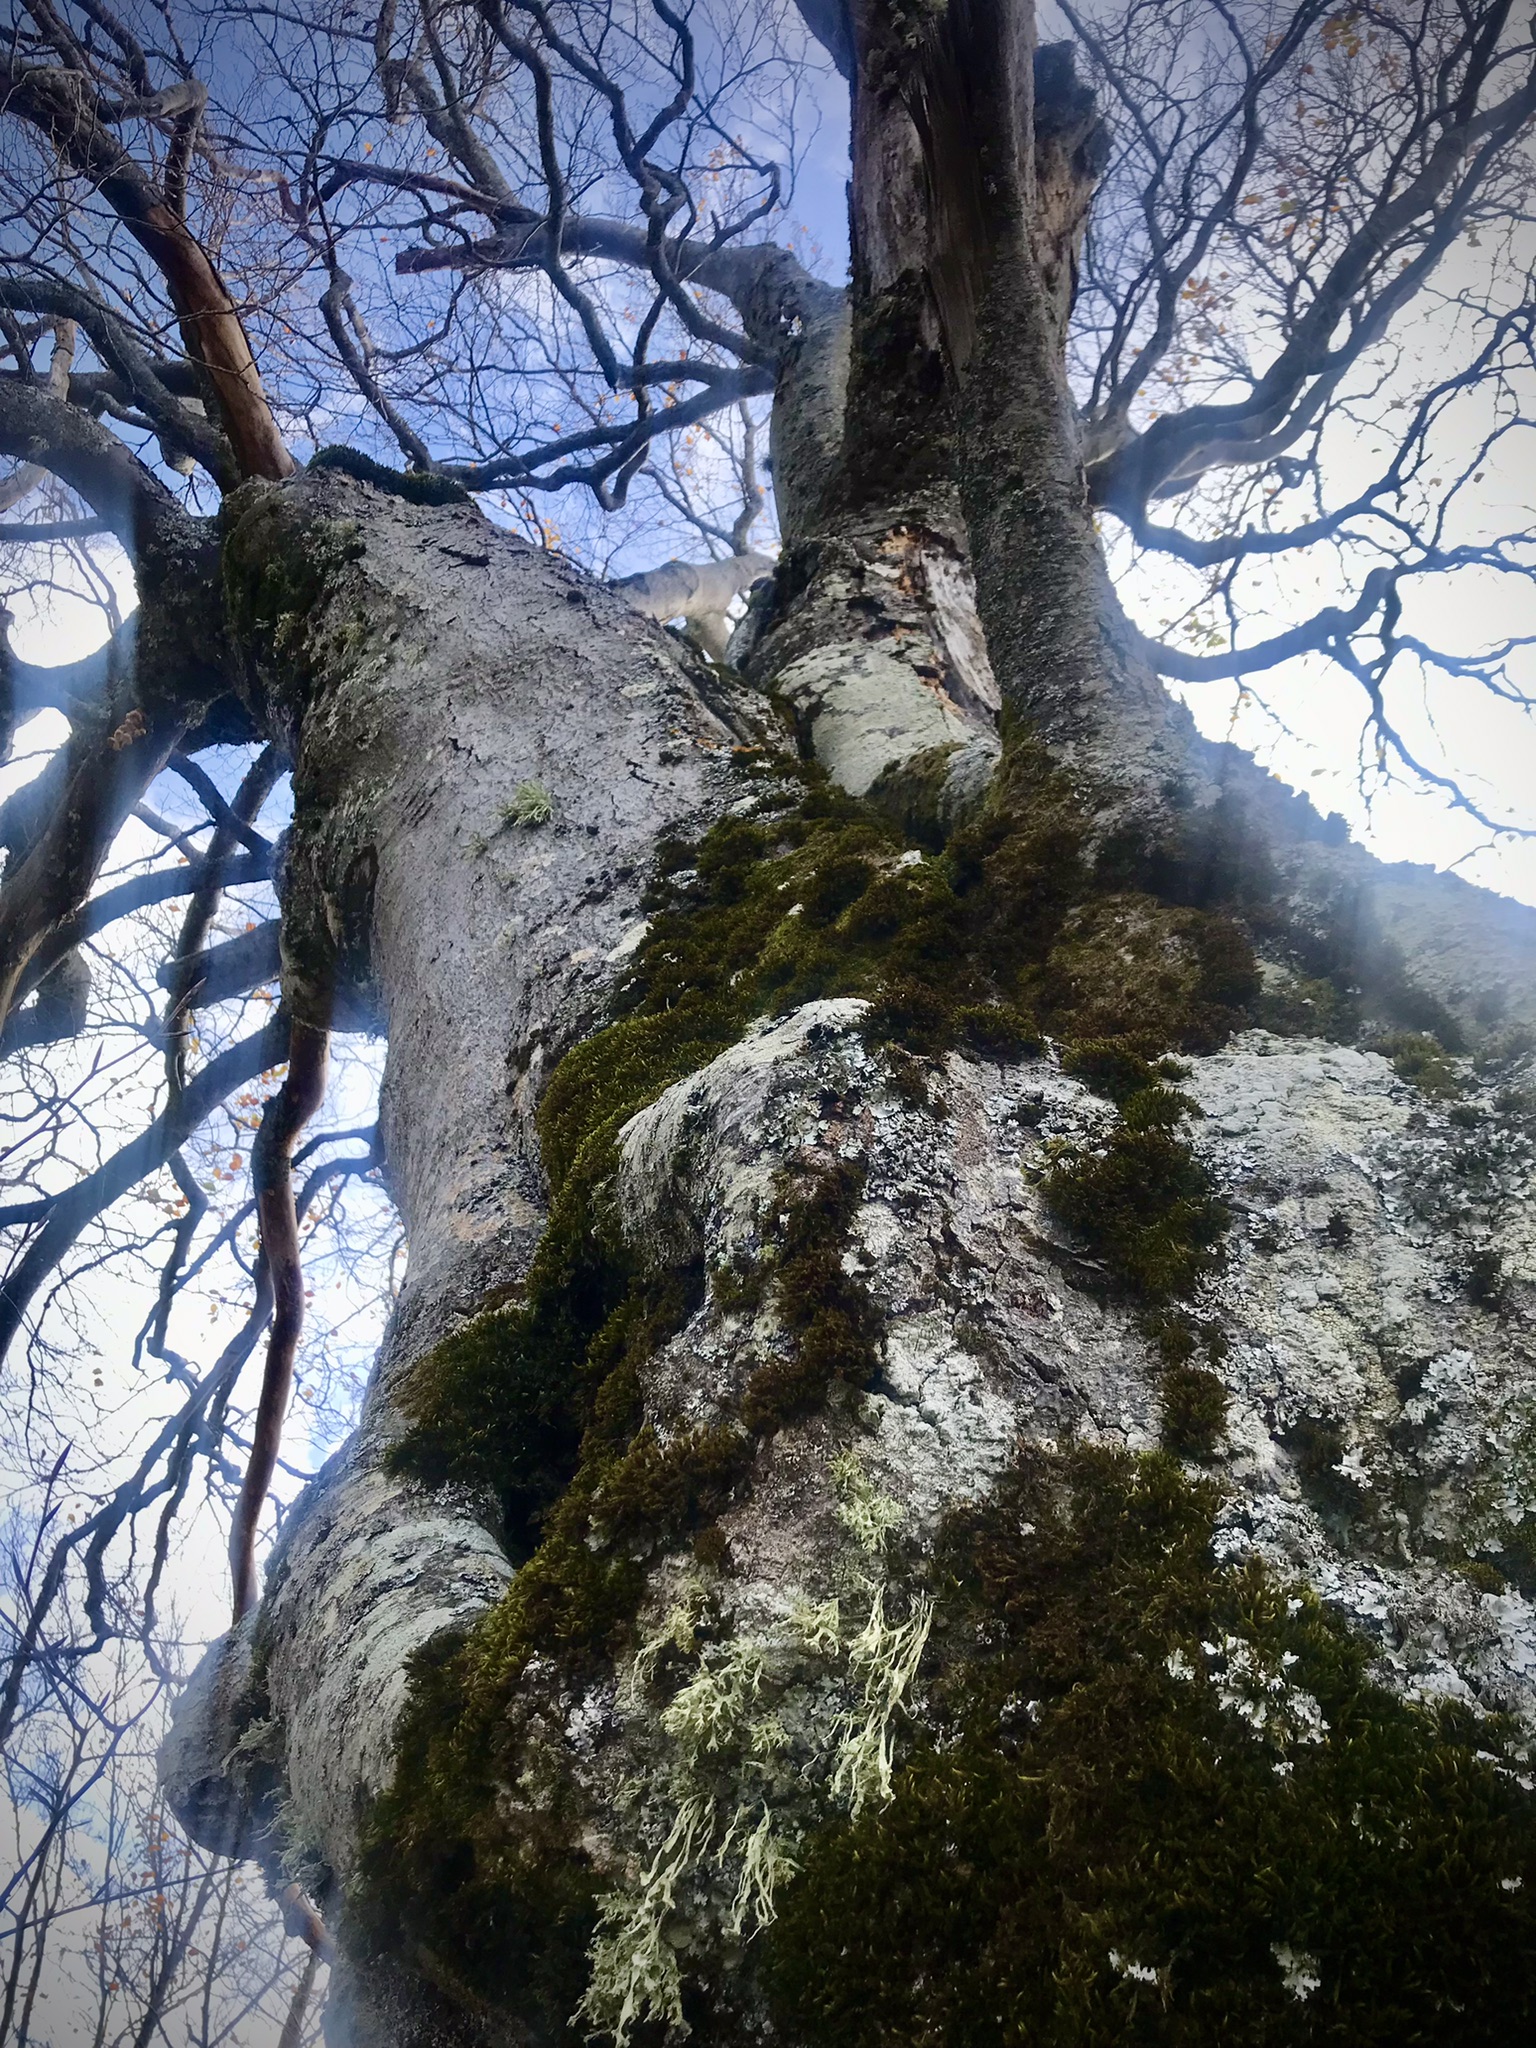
768;1443;1536;2046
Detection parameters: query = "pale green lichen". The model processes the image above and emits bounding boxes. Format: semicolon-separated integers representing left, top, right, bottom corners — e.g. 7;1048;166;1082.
505;778;555;827
831;1448;905;1554
582;1473;932;2045
831;1586;935;1817
624;1583;706;1706
660;1641;768;1758
577;1792;712;2041
720;1801;800;1936
790;1595;843;1656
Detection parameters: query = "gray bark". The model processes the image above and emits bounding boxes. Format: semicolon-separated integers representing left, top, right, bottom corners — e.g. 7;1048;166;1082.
166;469;763;2041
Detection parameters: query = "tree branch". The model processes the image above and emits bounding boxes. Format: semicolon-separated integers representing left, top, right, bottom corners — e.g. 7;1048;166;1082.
0;1012;287;1365
0;276;222;474
228;1017;330;1621
12;849;274;1018
0;375;196;555
0;56;294;481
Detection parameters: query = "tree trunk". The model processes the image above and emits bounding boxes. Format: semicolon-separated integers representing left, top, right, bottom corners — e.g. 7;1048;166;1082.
161;9;1536;2044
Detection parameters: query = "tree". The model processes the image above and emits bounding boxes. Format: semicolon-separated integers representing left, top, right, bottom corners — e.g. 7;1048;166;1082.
5;0;1536;2041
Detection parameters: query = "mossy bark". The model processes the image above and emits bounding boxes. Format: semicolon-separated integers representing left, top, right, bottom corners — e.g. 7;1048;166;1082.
161;4;1536;2043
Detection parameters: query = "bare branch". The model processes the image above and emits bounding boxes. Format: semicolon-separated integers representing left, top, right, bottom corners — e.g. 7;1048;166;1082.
0;1012;287;1365
0;53;294;480
228;1018;330;1621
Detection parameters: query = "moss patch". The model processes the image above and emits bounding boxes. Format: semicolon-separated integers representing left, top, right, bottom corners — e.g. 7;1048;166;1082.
1043;1085;1226;1307
739;1158;882;1432
766;1443;1536;2046
1043;1050;1232;1455
308;442;472;505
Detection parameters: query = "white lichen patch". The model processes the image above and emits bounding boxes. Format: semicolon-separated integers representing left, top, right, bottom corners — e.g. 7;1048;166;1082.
1200;1633;1329;1748
1187;1033;1536;1721
1272;1944;1321;2000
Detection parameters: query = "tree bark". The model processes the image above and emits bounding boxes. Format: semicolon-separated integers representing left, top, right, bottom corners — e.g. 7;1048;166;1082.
159;8;1536;2044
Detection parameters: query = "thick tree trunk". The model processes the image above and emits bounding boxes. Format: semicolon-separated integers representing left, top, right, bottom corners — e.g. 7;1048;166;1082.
161;467;1536;2047
161;11;1536;2045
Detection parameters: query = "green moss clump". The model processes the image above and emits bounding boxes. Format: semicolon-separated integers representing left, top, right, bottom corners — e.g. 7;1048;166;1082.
308;443;472;505
766;1444;1536;2047
1042;1092;1227;1307
1370;1030;1464;1099
1046;1045;1232;1452
1034;890;1260;1053
1062;1039;1183;1104
221;495;365;708
1486;1515;1536;1598
614;735;1269;1096
740;1159;881;1432
1255;969;1356;1039
392;1004;732;1537
1160;1363;1230;1460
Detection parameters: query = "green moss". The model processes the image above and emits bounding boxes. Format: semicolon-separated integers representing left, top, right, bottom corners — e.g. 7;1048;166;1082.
308;442;472;505
1160;1363;1230;1460
1282;1413;1368;1538
766;1443;1536;2047
1370;1029;1464;1099
1032;890;1259;1053
739;1159;881;1433
222;496;365;708
616;735;1270;1096
1255;969;1356;1039
1042;1096;1228;1308
1488;1516;1536;1599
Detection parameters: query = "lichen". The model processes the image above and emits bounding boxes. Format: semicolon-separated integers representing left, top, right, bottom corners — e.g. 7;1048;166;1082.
504;778;554;827
579;1449;933;2044
766;1443;1536;2045
830;1448;905;1554
828;1586;935;1817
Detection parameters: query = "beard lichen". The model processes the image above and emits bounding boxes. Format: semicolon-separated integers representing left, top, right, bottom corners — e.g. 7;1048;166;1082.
765;1443;1536;2046
578;1445;931;2046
